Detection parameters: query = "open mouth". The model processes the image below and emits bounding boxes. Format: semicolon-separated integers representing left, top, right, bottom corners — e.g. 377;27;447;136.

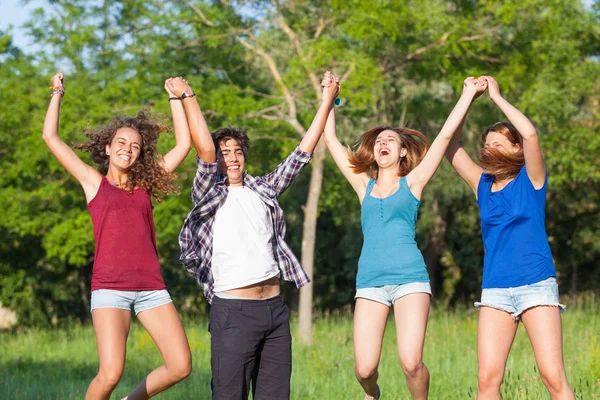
228;165;240;171
379;149;390;156
118;155;131;161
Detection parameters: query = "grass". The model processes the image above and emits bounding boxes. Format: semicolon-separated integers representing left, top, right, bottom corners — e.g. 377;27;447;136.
1;296;599;399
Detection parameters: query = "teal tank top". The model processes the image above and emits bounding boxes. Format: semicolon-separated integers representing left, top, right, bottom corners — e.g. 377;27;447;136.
356;177;430;289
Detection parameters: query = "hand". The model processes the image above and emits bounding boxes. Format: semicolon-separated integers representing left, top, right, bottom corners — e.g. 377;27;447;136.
481;76;501;101
462;76;486;100
164;78;176;97
167;76;193;98
321;71;340;103
50;73;64;90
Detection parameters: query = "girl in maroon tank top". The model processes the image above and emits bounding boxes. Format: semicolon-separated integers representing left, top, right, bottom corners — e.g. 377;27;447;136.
42;73;204;399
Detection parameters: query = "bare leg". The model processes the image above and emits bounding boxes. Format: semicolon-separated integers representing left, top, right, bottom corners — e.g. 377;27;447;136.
476;307;518;400
124;303;192;400
354;298;389;399
393;293;430;400
521;306;574;400
86;308;131;400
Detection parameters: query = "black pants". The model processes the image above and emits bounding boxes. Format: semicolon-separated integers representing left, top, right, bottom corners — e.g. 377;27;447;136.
209;295;292;400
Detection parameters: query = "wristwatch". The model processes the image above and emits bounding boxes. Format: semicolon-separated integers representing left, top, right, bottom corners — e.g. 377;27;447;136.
181;89;196;100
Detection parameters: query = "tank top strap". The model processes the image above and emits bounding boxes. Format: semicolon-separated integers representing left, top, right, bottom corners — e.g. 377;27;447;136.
366;178;376;195
399;175;407;190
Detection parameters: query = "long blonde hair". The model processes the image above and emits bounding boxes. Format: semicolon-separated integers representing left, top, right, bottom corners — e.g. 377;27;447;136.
348;126;429;179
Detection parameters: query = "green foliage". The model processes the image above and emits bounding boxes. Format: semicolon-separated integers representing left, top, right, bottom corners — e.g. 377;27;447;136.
1;0;599;325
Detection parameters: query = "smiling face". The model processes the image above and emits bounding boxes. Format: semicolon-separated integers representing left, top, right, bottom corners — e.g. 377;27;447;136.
105;127;142;171
484;131;521;155
373;129;407;170
217;137;245;186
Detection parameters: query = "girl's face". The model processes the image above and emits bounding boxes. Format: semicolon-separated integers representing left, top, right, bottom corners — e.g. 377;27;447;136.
484;131;520;155
105;127;142;171
374;130;406;169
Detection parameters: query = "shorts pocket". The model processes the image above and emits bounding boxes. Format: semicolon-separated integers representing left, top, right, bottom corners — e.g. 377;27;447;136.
209;306;231;333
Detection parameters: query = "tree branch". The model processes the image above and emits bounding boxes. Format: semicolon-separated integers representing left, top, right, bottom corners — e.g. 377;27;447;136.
235;35;305;135
462;46;504;64
273;0;322;98
402;32;451;63
244;104;285;121
314;17;335;39
183;0;216;27
398;26;502;65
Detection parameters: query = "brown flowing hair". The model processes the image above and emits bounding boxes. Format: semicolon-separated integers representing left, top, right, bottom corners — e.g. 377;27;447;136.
74;110;179;202
478;122;525;181
348;126;430;179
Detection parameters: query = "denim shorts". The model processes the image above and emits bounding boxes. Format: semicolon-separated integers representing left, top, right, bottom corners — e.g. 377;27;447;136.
355;282;432;307
475;277;565;320
90;289;172;315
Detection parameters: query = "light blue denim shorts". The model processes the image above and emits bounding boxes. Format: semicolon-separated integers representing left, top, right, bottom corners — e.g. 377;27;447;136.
90;289;172;315
355;282;432;307
475;277;565;320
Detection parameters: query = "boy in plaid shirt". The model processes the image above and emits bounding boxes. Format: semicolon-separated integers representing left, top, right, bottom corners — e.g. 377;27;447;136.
178;72;340;399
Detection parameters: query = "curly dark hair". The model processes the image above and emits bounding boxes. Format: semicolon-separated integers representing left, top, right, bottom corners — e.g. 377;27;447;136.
74;110;179;202
212;127;250;158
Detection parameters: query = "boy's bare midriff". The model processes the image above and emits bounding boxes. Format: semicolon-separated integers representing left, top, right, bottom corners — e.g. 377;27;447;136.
222;276;280;299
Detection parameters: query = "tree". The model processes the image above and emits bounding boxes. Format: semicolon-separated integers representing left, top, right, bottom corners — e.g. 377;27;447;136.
1;0;598;329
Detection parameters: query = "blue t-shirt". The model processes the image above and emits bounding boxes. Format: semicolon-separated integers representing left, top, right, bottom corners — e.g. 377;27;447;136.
477;166;556;289
356;178;430;289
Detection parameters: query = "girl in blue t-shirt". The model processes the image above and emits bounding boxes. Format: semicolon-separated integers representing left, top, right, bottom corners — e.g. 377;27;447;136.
323;72;486;400
445;76;574;399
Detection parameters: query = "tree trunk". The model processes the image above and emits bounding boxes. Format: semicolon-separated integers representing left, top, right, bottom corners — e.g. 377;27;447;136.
298;140;326;345
423;199;447;296
79;266;90;320
570;262;578;298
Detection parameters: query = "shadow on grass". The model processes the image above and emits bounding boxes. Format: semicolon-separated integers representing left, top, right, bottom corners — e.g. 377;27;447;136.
0;358;212;399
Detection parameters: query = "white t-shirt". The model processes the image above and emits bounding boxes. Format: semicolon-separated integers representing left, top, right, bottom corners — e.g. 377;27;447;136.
212;186;280;292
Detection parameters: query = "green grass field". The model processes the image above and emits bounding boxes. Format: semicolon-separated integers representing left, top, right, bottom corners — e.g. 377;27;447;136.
1;296;599;399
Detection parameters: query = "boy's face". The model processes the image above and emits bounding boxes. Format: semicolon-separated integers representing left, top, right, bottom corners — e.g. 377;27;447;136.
217;138;245;186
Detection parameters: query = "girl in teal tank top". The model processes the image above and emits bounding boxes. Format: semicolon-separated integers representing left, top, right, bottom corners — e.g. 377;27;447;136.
357;177;429;288
322;72;487;400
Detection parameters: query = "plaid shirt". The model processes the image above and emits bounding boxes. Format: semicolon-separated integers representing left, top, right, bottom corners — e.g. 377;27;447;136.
179;146;312;303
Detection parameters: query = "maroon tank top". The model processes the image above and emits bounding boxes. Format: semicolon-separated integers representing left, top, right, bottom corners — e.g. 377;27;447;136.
87;177;166;291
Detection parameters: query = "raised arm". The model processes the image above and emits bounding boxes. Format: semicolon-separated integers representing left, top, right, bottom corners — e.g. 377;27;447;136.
444;114;484;195
160;78;192;173
483;76;545;188
297;71;339;153
167;77;215;163
42;73;101;203
407;77;486;199
322;93;370;200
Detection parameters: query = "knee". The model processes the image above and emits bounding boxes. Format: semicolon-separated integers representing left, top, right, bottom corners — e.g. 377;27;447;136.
168;359;192;383
478;369;503;393
96;367;124;389
354;363;378;382
540;369;567;394
399;358;424;378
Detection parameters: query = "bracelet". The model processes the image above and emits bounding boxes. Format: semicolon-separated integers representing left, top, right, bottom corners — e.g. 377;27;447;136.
181;90;196;100
49;83;65;97
169;97;182;101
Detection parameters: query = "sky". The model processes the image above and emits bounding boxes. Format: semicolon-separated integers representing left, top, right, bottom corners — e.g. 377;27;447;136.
0;0;39;50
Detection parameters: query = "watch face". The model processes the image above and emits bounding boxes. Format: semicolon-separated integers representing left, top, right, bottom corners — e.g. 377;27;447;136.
182;90;195;99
